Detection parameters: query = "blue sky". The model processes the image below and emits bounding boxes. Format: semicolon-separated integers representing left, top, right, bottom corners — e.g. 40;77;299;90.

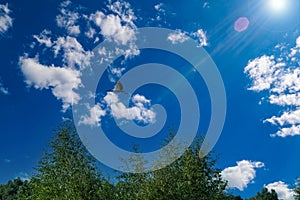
0;0;300;199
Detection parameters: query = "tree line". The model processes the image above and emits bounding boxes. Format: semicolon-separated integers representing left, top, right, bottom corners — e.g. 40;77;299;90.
0;122;299;200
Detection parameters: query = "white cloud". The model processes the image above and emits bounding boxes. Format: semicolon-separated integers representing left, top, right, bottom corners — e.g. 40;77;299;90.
108;1;136;27
19;57;81;111
0;3;12;34
221;160;264;191
244;35;300;137
264;109;300;126
53;36;93;69
90;12;135;45
104;92;156;124
265;181;295;200
167;29;208;47
56;2;80;35
154;3;165;12
33;30;53;47
270;125;300;138
167;30;189;44
90;1;137;47
203;2;210;8
0;79;9;95
244;55;280;91
85;27;96;39
108;65;126;82
79;103;106;127
192;29;208;47
289;36;300;57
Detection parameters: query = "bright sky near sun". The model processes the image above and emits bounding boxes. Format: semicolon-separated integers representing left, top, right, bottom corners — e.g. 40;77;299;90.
0;0;299;199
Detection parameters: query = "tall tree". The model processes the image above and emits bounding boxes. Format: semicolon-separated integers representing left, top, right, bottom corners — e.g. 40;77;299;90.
116;133;228;200
248;187;278;200
0;178;30;200
29;122;112;200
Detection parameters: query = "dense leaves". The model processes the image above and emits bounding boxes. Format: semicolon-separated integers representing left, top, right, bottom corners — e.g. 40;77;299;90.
247;188;278;200
27;123;111;200
0;123;287;200
0;178;30;200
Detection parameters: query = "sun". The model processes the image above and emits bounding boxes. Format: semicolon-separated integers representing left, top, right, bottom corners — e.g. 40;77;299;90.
268;0;287;12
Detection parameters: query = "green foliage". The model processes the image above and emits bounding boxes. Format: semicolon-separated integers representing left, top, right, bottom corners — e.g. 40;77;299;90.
248;187;278;200
0;178;30;200
115;137;228;200
29;122;112;200
225;194;243;200
295;178;300;200
0;124;289;200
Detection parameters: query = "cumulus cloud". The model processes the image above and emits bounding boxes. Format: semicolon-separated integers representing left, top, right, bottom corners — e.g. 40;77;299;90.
192;29;208;47
0;3;12;34
87;1;140;59
79;103;106;127
19;0;142;112
245;36;300;137
78;92;156;127
89;0;139;59
90;12;135;45
104;92;156;124
0;79;9;95
53;36;93;69
167;30;188;44
19;57;81;111
265;181;295;200
221;160;264;191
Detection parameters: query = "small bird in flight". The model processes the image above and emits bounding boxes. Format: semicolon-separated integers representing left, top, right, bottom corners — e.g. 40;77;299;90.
107;81;127;93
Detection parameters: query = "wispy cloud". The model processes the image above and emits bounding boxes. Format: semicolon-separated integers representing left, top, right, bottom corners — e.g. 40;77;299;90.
167;29;208;47
221;160;264;191
56;1;80;35
245;35;300;137
0;3;12;34
53;36;93;69
167;30;189;44
4;158;11;163
0;79;9;95
33;30;53;47
265;181;295;200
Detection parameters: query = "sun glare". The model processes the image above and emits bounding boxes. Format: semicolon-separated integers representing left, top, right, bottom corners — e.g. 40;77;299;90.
268;0;287;11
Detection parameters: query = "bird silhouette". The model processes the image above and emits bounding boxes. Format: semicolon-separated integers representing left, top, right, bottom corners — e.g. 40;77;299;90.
106;81;127;94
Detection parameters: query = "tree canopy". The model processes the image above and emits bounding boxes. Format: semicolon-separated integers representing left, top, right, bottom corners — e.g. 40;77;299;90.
0;122;289;200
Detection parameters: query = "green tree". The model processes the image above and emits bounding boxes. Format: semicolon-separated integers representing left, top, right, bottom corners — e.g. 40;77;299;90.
295;178;300;200
0;178;30;200
248;187;278;200
225;194;243;200
29;122;112;200
116;133;228;200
